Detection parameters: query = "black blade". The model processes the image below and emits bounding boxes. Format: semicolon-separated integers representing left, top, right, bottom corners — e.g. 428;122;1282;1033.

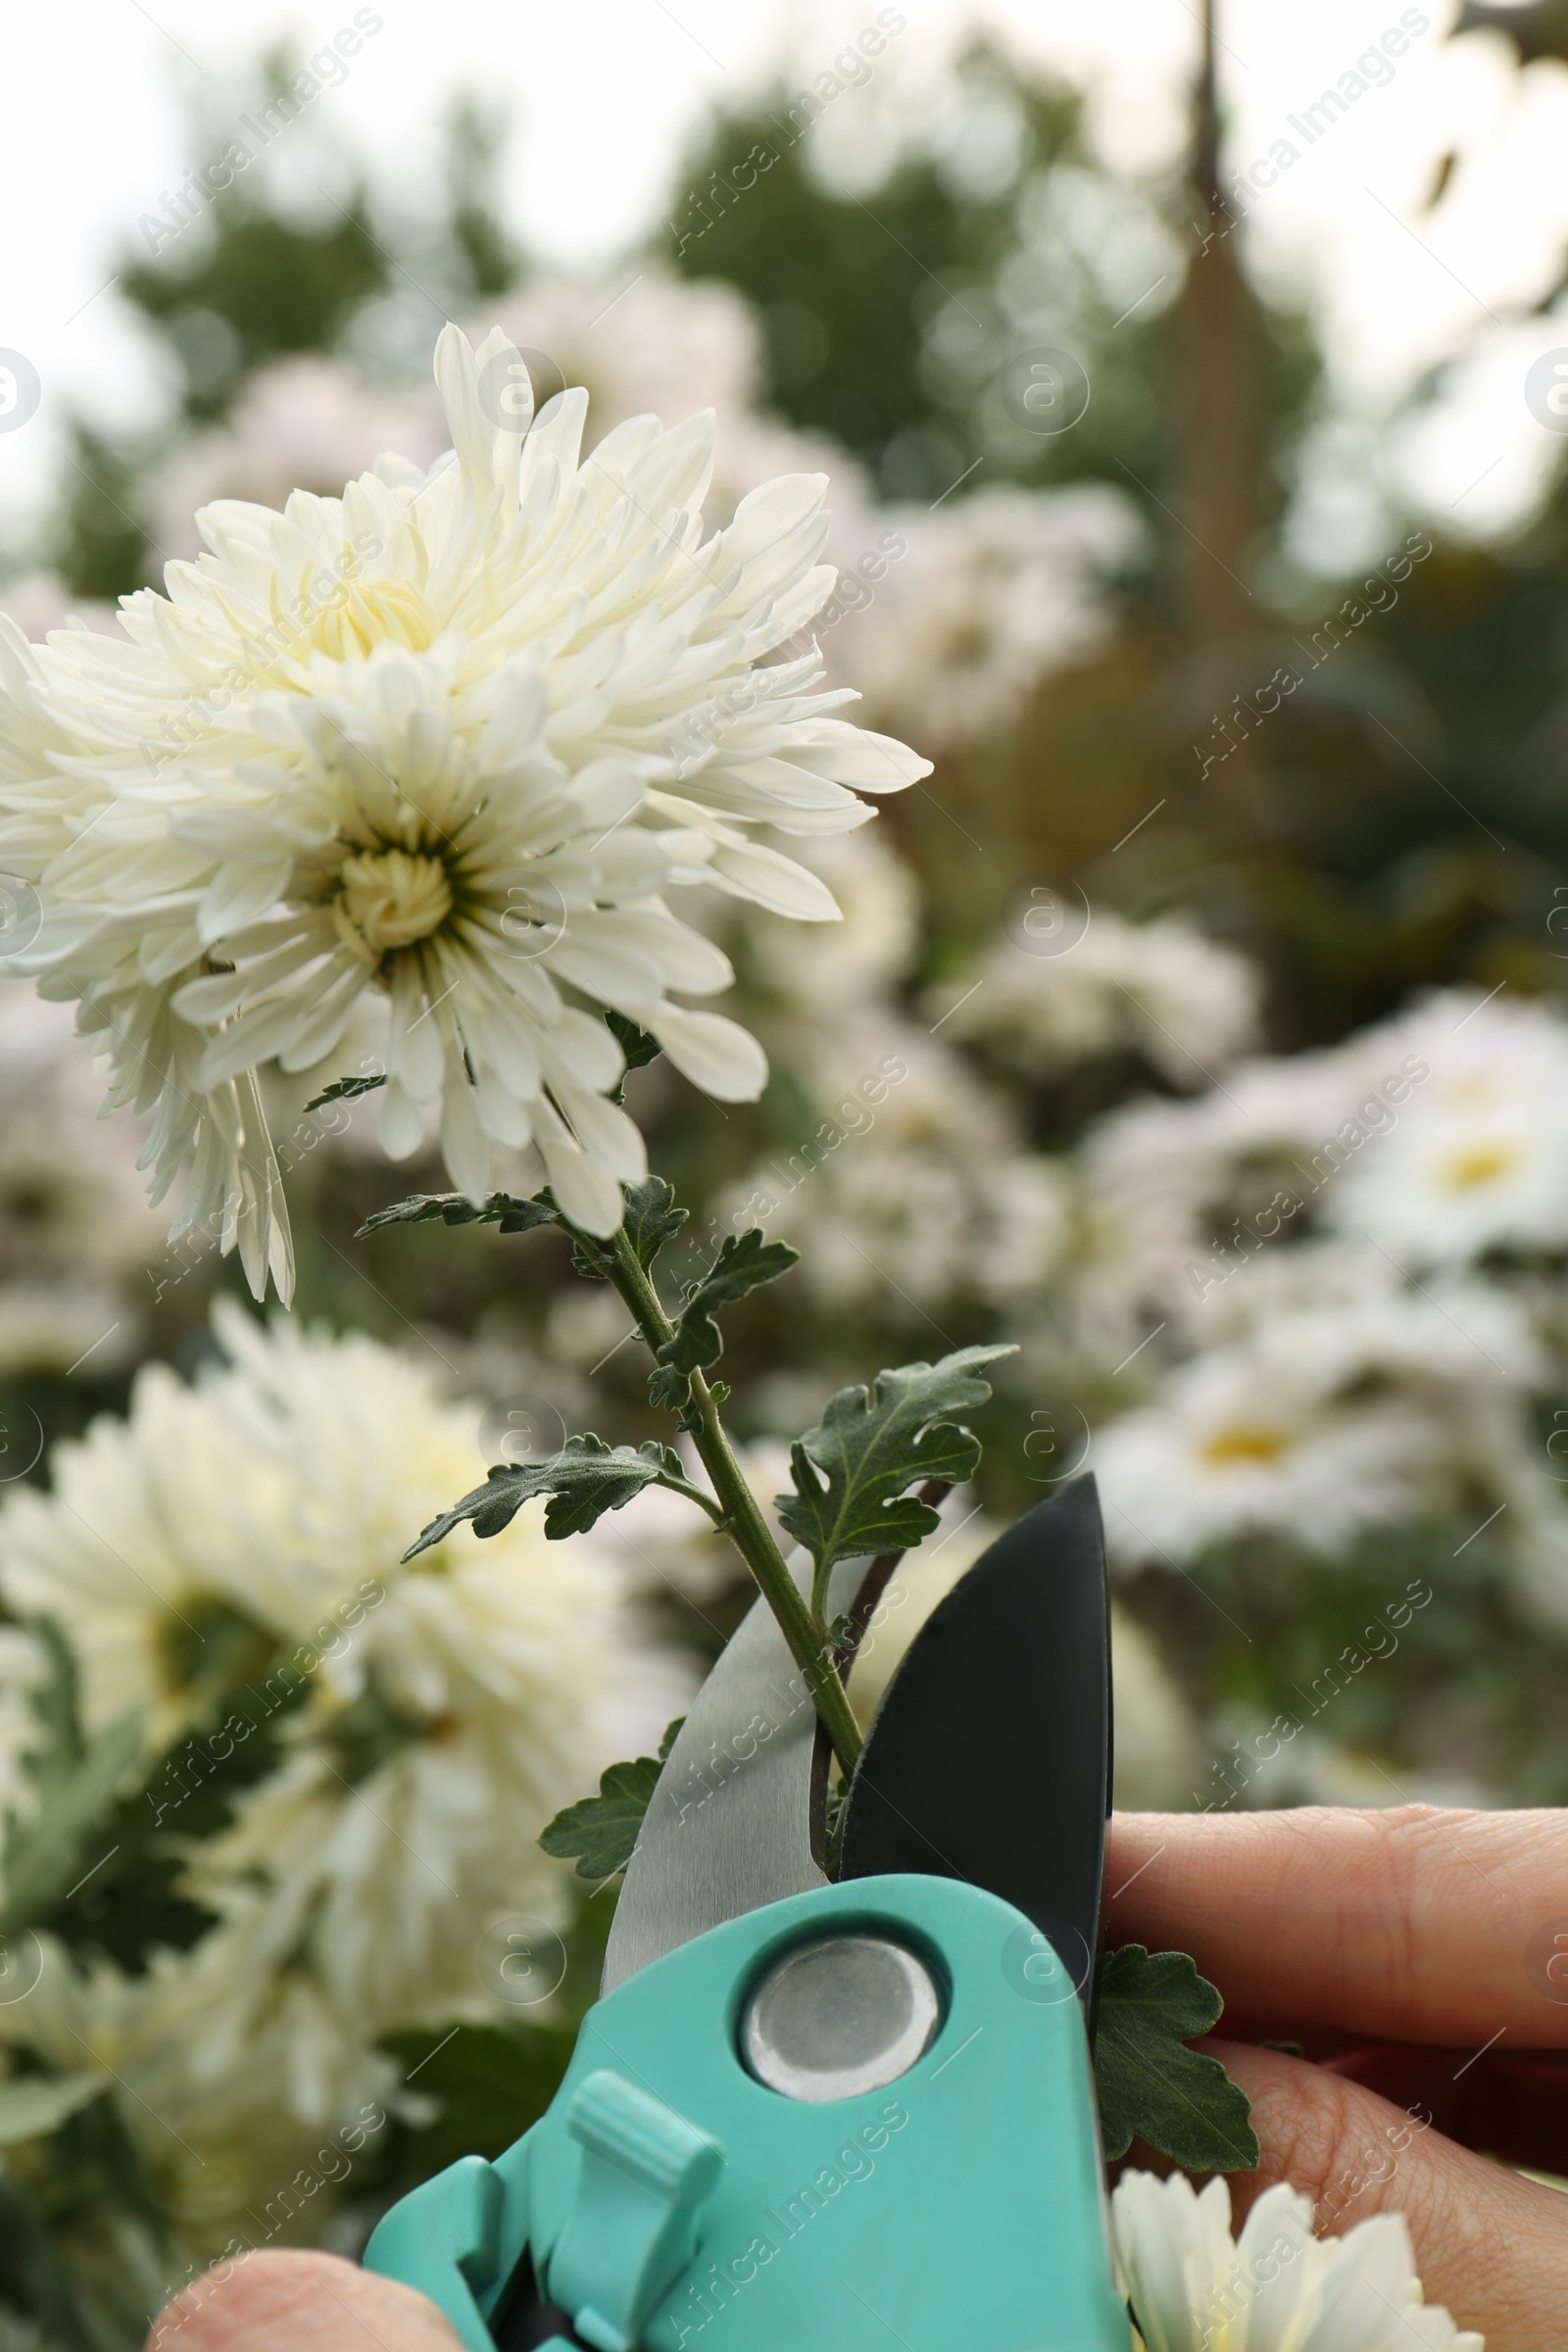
838;1475;1112;2014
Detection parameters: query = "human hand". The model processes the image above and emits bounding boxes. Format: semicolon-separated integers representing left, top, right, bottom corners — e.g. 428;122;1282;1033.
1107;1803;1568;2351
145;2249;464;2352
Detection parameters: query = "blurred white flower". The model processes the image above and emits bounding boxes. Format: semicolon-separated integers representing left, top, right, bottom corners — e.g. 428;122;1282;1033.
938;912;1261;1088
968;1154;1074;1302
1094;1343;1441;1569
181;1534;685;2033
1325;988;1568;1265
595;1434;794;1607
846;1497;1198;1804
479;272;764;449
0;323;928;1296
1;1302;687;2037
748;827;919;1014
769;1140;972;1311
1111;2169;1482;2351
0;1281;138;1379
0;1300;677;1769
0;1627;47;1857
1103;1608;1202;1809
145;358;446;562
827;483;1145;748
0;1931;397;2261
0;980;164;1289
476;276;895;630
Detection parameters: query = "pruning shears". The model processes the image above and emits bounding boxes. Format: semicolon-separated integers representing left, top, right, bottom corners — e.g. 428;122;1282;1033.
364;1474;1130;2350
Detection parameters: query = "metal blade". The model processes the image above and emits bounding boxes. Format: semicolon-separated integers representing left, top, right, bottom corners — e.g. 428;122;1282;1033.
837;1475;1112;2010
601;1551;866;1992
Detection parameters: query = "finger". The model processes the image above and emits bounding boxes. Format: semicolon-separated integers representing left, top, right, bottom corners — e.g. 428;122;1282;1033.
146;2250;464;2352
1106;1804;1568;2045
1212;2038;1568;2352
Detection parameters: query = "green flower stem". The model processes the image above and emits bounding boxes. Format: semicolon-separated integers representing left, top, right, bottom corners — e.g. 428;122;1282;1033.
655;1472;728;1528
606;1225;863;1776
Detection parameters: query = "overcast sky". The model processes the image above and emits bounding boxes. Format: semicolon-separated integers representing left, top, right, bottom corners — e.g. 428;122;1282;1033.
4;0;1568;561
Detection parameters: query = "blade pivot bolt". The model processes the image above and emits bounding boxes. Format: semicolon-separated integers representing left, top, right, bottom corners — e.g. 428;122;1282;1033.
740;1933;941;2102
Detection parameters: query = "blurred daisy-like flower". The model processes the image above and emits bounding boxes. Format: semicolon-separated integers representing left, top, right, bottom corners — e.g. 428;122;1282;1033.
1093;1264;1547;1572
0;324;927;1297
1094;1341;1442;1570
1111;2169;1482;2351
1325;988;1568;1266
938;911;1261;1089
828;483;1144;748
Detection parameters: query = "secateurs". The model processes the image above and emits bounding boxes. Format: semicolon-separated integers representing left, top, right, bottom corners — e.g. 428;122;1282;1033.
364;1473;1129;2351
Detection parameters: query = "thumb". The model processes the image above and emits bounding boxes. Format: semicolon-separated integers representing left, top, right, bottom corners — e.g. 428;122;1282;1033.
1213;2038;1568;2352
147;2250;466;2352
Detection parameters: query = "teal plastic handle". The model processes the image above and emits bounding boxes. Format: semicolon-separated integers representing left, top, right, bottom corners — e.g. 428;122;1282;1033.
365;1875;1130;2351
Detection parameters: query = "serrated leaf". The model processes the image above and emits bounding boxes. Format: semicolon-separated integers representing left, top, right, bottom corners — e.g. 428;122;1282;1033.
358;1188;563;1240
655;1231;799;1406
606;1012;663;1104
405;1435;686;1558
1093;1944;1259;2172
775;1345;1015;1590
303;1071;386;1112
620;1176;687;1274
0;2073;105;2147
538;1717;685;1880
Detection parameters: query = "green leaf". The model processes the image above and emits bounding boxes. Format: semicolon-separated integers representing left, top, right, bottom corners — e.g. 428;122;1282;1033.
606;1013;663;1104
1093;1944;1259;2172
404;1435;688;1558
358;1188;563;1240
1;1625;143;1929
619;1176;687;1274
0;2073;105;2147
775;1345;1015;1588
654;1230;799;1408
302;1070;386;1112
538;1718;684;1880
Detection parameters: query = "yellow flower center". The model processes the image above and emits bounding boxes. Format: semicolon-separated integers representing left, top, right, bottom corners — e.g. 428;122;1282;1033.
1437;1141;1519;1194
1200;1423;1292;1468
304;576;441;662
335;848;453;955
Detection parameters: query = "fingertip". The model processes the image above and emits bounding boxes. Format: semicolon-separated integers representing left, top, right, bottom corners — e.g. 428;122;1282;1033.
146;2250;465;2352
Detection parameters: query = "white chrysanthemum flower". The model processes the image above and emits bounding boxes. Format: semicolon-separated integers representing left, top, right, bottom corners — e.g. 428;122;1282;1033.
1111;2169;1482;2351
938;912;1261;1089
1323;988;1568;1265
180;1529;689;2032
0;1300;679;1765
0;1931;397;2262
0;324;928;1297
0;1302;687;2034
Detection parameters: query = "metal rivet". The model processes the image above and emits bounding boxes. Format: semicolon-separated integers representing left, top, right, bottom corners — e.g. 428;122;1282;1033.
741;1934;941;2102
